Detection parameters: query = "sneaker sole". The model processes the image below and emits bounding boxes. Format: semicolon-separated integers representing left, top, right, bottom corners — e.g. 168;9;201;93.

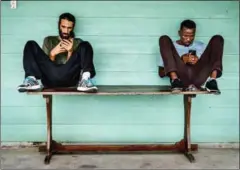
171;88;183;93
206;87;221;94
17;85;42;93
77;86;98;93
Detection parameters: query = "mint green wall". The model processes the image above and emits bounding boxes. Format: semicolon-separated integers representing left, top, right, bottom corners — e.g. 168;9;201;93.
1;1;239;143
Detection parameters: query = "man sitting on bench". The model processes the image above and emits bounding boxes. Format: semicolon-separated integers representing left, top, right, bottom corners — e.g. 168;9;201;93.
17;12;98;93
158;19;224;93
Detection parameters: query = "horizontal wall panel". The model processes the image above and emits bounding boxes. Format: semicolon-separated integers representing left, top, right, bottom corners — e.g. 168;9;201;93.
1;1;238;19
2;106;238;126
2;18;238;37
1;36;239;55
2;124;239;143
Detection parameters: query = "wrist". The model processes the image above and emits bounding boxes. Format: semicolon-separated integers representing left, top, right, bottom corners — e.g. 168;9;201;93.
68;49;73;53
50;50;56;57
50;51;56;61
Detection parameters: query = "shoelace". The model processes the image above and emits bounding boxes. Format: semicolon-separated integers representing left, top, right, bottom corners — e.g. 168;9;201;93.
79;79;94;87
79;79;88;87
24;78;38;86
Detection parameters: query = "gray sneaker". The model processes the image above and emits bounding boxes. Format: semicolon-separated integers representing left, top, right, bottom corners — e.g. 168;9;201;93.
77;78;98;93
17;76;42;92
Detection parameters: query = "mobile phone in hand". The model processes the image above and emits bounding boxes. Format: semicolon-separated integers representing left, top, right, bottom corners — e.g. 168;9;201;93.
189;49;196;55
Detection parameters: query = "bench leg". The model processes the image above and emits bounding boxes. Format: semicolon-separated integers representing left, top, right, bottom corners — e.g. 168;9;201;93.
43;95;53;164
183;94;196;163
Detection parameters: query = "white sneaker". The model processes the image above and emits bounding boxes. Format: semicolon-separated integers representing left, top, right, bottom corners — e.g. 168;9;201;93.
77;78;98;93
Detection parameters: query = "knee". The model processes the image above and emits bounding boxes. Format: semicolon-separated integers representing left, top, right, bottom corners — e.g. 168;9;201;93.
159;35;171;45
76;41;92;52
211;35;224;43
25;40;38;48
79;41;92;49
26;40;37;45
76;41;93;55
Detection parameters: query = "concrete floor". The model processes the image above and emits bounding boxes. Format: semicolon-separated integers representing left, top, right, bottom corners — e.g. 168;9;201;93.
1;147;239;169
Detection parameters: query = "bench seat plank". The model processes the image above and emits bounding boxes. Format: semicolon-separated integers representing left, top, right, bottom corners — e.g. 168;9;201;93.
27;85;210;95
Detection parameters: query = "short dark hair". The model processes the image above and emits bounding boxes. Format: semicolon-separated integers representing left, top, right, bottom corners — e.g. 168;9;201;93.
180;19;196;30
58;12;76;27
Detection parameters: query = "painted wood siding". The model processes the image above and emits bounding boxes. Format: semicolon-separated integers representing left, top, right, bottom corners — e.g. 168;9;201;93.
1;1;239;143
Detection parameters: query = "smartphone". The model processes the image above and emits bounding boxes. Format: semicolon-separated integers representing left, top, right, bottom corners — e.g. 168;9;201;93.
189;49;196;55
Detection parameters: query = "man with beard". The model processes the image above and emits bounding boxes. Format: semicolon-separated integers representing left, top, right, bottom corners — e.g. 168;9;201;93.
17;13;98;92
158;19;224;94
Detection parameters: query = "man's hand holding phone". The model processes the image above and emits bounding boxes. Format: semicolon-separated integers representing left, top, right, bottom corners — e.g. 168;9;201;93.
49;38;74;61
181;50;199;65
188;50;198;65
60;38;74;60
50;41;67;61
60;38;73;52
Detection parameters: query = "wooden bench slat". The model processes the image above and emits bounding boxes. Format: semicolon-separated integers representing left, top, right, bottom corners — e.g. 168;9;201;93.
26;85;211;95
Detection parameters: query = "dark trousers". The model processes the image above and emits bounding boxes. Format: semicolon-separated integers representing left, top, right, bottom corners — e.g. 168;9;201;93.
159;35;224;87
23;40;96;88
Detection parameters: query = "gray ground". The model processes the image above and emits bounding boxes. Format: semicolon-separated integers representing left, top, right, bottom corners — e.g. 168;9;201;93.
1;147;239;169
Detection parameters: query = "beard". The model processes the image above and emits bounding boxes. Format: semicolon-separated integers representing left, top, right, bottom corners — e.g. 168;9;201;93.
59;29;74;39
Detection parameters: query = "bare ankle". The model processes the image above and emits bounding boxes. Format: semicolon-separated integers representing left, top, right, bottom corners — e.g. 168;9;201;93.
210;70;217;79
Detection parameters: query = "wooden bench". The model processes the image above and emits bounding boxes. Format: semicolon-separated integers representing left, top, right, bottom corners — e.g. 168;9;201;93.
27;85;216;164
